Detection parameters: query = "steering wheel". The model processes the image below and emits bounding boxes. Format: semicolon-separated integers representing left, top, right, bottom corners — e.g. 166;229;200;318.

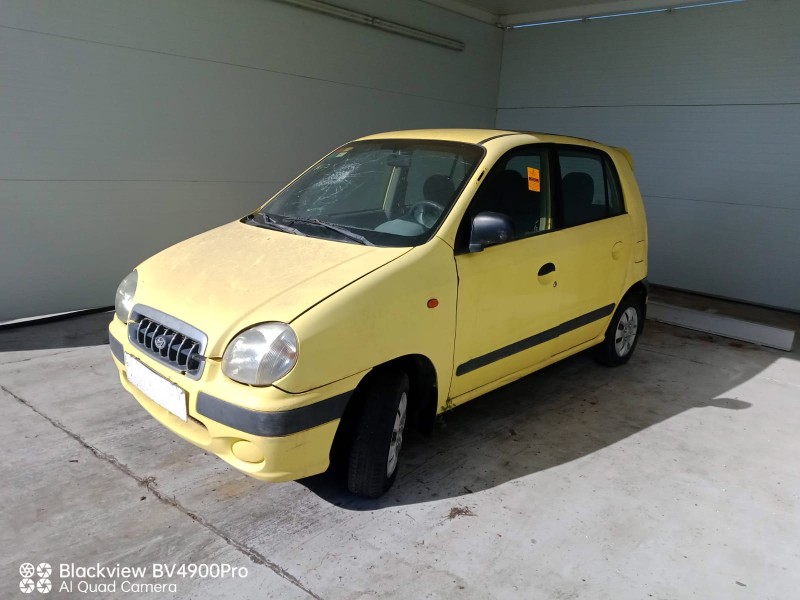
410;200;445;229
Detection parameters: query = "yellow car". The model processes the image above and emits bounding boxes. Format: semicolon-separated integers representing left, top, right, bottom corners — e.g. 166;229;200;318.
109;129;648;497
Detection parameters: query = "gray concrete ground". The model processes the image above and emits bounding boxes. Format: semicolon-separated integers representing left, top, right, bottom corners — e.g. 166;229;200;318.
1;301;798;600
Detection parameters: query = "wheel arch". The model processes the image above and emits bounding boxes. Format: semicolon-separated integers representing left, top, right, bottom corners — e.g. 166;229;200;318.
624;279;648;318
329;354;438;467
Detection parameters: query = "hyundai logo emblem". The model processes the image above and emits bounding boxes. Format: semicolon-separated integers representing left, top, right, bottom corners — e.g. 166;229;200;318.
154;335;168;350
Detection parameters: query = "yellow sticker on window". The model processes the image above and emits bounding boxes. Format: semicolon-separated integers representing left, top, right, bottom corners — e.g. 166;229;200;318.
527;167;541;192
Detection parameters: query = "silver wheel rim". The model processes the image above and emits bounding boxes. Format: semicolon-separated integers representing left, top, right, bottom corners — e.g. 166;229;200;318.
387;392;408;477
614;307;639;357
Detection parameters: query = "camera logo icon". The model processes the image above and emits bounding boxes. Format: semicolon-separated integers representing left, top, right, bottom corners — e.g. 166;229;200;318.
19;563;35;578
19;562;52;594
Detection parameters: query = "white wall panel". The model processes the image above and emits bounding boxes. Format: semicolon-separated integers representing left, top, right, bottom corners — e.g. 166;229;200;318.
1;181;270;320
496;0;800;311
0;0;502;320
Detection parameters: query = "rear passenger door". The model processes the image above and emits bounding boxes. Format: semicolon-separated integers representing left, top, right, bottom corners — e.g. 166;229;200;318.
547;146;633;355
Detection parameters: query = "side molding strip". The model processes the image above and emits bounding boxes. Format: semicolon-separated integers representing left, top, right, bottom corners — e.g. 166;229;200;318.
456;303;615;376
197;390;352;437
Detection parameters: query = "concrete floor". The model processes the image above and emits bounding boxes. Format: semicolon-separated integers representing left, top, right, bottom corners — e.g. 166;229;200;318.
1;302;798;599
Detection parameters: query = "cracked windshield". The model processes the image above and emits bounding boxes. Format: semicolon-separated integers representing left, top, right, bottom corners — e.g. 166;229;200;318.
249;140;484;247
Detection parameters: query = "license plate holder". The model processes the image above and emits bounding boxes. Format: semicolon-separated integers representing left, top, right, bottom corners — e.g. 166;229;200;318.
125;353;188;421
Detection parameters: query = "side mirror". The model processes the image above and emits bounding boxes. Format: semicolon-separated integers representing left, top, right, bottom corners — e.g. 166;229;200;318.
468;212;513;252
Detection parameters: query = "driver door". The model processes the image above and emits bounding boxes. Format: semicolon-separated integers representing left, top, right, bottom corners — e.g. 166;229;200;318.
449;146;563;400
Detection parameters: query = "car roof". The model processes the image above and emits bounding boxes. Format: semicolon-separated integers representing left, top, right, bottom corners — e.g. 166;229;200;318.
355;128;609;148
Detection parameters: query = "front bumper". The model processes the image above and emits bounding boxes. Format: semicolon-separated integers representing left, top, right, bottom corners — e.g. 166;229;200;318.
109;319;361;482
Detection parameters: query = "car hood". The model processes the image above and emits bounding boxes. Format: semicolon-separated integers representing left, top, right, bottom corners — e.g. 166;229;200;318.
132;221;410;356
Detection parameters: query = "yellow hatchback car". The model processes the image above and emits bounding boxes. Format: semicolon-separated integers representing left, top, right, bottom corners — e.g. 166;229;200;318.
109;129;648;497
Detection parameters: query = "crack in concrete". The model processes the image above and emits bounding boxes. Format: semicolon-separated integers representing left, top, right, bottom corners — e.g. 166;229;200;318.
639;345;715;367
0;348;84;366
759;376;800;390
1;384;324;600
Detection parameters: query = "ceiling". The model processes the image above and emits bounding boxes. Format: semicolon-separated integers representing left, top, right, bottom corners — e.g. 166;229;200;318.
421;0;731;26
457;0;627;16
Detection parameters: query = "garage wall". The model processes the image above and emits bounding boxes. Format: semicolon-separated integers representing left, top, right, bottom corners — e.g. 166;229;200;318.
0;0;502;320
496;0;800;311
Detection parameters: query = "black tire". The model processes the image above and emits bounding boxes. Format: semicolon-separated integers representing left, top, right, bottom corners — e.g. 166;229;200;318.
347;368;410;498
595;294;644;367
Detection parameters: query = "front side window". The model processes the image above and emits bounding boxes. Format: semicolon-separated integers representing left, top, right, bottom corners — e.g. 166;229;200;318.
249;140;484;247
458;145;552;248
558;149;624;227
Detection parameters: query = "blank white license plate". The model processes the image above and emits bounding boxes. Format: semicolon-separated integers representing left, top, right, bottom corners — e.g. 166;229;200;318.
125;353;188;421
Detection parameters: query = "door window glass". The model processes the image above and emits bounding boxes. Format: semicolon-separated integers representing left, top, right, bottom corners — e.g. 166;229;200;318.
558;150;624;227
464;146;552;242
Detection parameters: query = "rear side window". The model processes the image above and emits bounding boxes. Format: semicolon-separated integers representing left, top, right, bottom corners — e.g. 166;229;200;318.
558;149;624;227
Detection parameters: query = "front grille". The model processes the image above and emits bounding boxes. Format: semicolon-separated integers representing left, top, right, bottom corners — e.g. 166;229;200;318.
127;306;207;379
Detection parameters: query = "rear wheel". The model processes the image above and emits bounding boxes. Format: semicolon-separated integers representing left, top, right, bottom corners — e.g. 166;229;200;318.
347;369;409;498
595;295;644;366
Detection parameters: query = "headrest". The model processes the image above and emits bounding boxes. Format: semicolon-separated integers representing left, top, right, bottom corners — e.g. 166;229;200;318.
562;172;594;203
423;174;455;204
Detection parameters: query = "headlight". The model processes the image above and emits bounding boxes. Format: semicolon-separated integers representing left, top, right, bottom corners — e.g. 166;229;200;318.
222;323;298;386
115;270;138;323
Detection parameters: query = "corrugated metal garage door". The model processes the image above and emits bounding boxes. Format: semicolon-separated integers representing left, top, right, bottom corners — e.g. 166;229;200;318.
496;0;800;311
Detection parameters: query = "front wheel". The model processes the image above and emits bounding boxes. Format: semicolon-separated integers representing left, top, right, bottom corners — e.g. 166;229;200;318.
595;296;644;366
347;369;410;498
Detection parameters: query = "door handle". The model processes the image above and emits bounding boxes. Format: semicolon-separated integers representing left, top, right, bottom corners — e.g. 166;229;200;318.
538;262;556;276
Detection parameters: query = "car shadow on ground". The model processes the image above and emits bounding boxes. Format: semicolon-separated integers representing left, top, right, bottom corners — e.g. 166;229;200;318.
301;325;759;509
0;311;112;352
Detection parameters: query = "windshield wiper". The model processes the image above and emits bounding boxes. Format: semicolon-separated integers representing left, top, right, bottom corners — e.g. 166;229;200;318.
246;213;306;236
282;217;374;246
